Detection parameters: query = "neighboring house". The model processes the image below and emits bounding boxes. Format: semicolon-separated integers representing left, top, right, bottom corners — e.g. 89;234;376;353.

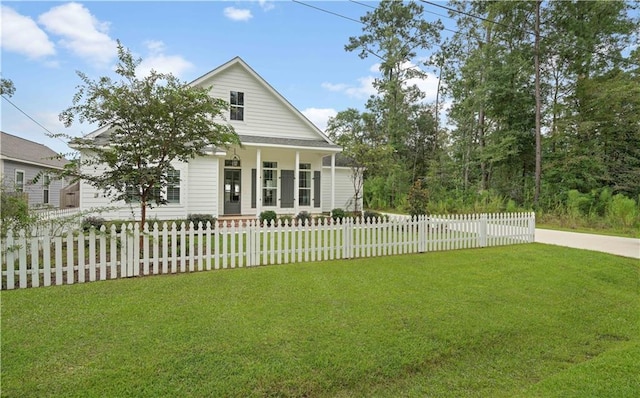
79;57;359;220
0;131;70;208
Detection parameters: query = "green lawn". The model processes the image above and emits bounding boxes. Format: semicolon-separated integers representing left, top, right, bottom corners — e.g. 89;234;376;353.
2;244;638;397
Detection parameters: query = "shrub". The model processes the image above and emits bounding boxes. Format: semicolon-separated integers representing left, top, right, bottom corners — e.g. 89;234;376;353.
607;194;637;228
407;180;429;216
331;208;345;223
82;216;106;231
260;210;277;226
296;211;312;225
1;192;32;235
278;215;293;226
187;214;216;229
363;210;384;222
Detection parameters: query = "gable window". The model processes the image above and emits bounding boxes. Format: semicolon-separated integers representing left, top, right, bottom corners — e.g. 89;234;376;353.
230;91;244;121
263;161;277;206
299;163;311;206
15;170;24;192
166;169;180;204
43;174;50;204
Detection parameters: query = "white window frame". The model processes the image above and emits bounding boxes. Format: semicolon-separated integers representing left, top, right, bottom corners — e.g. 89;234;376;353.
166;169;181;204
230;91;244;121
262;161;277;207
15;170;25;192
43;174;51;204
299;163;311;206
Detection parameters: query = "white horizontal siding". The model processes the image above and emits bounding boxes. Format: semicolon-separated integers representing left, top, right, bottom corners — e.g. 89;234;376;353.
322;167;359;212
186;156;218;217
79;156;191;222
202;64;319;140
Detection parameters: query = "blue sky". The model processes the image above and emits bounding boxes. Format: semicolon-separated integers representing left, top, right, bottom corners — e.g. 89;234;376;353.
1;0;447;155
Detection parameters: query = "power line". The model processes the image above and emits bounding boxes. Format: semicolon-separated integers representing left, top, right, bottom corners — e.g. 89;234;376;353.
1;94;70;148
420;0;636;66
291;0;363;24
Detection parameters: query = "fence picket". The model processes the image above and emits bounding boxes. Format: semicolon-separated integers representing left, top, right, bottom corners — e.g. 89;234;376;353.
189;222;195;272
43;229;51;287
30;229;40;288
2;212;535;290
78;231;85;283
66;230;74;285
89;228;96;282
55;236;63;285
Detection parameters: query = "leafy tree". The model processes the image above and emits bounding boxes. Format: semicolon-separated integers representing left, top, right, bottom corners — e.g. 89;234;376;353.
58;41;240;227
345;0;442;208
0;78;16;97
326;108;393;212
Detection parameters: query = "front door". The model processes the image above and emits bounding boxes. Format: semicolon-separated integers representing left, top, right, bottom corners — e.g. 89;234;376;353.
224;169;241;215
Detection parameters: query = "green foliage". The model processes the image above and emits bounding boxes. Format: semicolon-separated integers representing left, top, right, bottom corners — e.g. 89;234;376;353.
81;216;106;231
278;214;293;226
259;210;277;226
187;214;216;229
331;208;345;223
406;180;429;216
607;194;638;228
56;41;240;227
1;191;33;235
295;211;312;225
363;210;385;222
0;78;16;97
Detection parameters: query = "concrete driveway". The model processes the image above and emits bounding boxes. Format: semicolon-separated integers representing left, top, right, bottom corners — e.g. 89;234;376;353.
535;229;640;259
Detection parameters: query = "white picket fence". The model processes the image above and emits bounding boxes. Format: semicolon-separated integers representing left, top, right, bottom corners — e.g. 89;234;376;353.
1;212;535;290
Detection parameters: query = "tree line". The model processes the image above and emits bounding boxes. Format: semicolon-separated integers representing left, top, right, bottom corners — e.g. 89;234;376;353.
326;0;639;227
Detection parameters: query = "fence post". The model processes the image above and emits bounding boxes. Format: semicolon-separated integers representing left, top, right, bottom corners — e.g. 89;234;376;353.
479;213;488;248
529;212;536;243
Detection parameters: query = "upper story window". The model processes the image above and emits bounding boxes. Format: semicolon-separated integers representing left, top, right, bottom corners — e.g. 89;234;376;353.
230;91;244;121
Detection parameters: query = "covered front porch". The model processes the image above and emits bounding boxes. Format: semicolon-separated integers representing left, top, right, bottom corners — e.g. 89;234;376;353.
217;135;341;218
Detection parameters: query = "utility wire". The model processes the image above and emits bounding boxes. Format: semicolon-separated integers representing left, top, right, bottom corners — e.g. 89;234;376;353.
1;94;70;149
291;0;362;24
420;0;636;66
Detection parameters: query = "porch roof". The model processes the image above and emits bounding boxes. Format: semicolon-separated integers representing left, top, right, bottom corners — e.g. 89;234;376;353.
238;135;341;152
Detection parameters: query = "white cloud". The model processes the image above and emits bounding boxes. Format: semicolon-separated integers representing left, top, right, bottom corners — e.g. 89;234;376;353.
302;107;337;132
136;40;193;78
257;1;275;12
0;5;56;59
224;7;252;22
38;2;117;67
326;61;444;103
322;76;376;100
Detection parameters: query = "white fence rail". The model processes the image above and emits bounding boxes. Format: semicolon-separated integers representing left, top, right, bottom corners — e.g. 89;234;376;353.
1;212;535;290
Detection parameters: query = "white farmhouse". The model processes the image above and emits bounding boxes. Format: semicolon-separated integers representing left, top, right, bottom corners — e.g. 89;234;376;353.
78;57;361;220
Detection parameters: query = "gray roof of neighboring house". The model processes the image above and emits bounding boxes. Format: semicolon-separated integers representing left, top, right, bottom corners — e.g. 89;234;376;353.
322;153;357;168
0;131;69;169
238;135;340;150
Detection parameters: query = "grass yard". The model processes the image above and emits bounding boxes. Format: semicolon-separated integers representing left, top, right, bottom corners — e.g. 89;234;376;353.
1;244;638;397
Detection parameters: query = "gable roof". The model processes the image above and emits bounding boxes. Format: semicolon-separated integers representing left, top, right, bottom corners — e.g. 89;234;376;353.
0;131;69;169
85;57;340;152
190;56;338;148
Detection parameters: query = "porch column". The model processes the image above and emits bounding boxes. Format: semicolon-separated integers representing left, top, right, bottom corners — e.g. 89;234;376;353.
294;151;300;216
256;149;262;218
331;153;336;213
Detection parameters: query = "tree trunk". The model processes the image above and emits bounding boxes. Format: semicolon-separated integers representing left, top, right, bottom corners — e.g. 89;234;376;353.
534;0;542;206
